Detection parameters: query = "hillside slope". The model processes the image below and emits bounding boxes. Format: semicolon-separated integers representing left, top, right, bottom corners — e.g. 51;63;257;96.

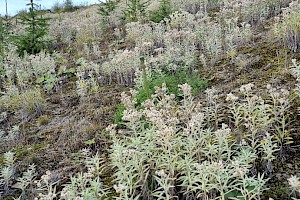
1;0;300;199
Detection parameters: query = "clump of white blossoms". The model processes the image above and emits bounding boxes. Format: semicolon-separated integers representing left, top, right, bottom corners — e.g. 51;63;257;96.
107;83;269;199
226;92;239;102
288;175;300;193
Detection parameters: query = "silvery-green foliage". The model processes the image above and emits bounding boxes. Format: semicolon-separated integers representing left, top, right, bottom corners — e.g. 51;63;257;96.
18;89;46;120
75;57;102;99
3;151;15;167
267;85;292;152
290;59;300;96
290;59;300;80
170;0;222;15
0;86;16;104
66;0;265;87
8;125;19;134
202;21;223;61
0;86;46;122
107;83;268;199
235;173;267;199
59;152;108;200
162;29;197;71
203;87;225;130
1;47;29;87
7;125;20;141
30;51;56;79
240;94;271;148
76;71;89;99
0;112;7;123
18;165;36;187
165;10;196;30
1;167;13;192
101;49;139;85
193;15;252;65
1;48;57;91
222;18;252;55
34;185;57;200
0;16;11;57
33;170;59;200
273;1;300;52
84;153;105;175
227;84;261;144
0;129;5;139
76;57;93;73
46;6;105;46
133;67;155;89
226;83;293;172
76;47;137;90
288;175;300;195
260;133;278;173
289;59;300;172
15;164;37;199
221;0;292;25
0;85;20;108
129;24;198;72
80;42;102;59
0;152;15;195
240;0;270;23
125;22;157;46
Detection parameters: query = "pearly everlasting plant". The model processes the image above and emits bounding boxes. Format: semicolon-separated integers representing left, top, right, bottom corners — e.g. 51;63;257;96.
220;0;292;25
225;82;295;177
101;49;139;85
165;10;196;30
0;151;15;197
273;1;300;52
1;48;58;91
57;150;108;200
290;59;300;95
46;6;105;46
107;83;269;199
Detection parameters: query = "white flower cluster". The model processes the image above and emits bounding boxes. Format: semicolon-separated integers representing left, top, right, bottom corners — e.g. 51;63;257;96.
288;175;300;192
107;83;270;199
58;152;108;199
225;82;293;175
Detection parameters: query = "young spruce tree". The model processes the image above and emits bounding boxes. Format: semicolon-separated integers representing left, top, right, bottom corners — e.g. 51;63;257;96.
123;0;149;22
63;0;75;12
98;0;119;17
14;0;50;56
98;0;119;28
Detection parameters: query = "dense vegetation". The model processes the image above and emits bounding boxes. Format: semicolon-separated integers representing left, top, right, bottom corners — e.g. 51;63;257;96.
1;0;300;199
